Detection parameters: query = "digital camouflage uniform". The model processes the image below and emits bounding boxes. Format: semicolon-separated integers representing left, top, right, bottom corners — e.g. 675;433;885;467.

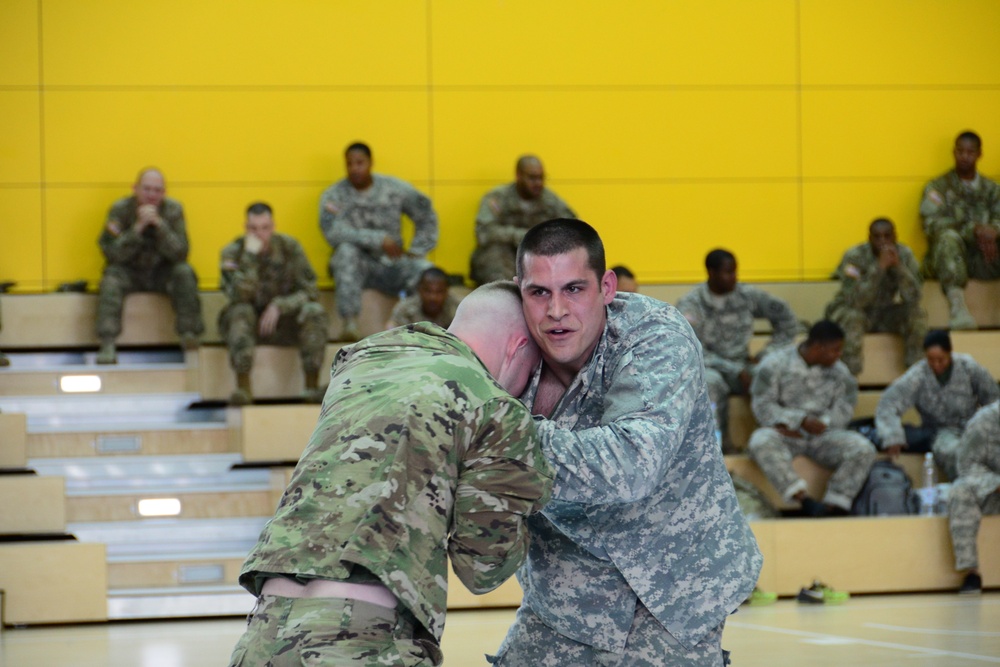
748;345;877;510
319;175;438;318
96;195;204;339
491;294;762;666
920;170;1000;290
218;232;329;375
386;292;461;329
230;324;553;667
875;353;999;481
825;242;927;375
469;184;575;285
677;283;799;450
948;401;1000;571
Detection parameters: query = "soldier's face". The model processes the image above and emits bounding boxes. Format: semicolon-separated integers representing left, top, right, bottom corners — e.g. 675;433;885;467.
418;278;449;317
805;340;843;368
925;346;952;376
517;248;616;378
245;212;275;252
708;259;737;295
868;222;896;253
516;163;545;200
953;139;981;176
346;150;373;189
133;171;165;207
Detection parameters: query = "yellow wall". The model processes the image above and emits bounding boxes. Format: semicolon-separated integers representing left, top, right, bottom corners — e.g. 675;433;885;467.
2;0;999;290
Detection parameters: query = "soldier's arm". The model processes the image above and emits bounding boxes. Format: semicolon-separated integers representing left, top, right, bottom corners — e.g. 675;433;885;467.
155;202;190;263
401;184;438;256
751;288;799;351
99;202;143;264
448;399;553;594
955;404;1000;500
319;187;385;252
751;356;807;429
968;360;1000;408
269;240;320;315
475;193;521;247
825;370;858;429
874;371;918;448
895;246;924;303
919;183;957;239
219;243;259;304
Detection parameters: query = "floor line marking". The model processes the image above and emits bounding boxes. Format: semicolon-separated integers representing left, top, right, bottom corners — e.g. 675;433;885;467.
864;622;1000;637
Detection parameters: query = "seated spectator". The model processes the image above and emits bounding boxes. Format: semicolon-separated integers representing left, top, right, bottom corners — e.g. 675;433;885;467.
875;330;999;481
319;142;438;341
948;400;1000;595
469;155;575;285
677;248;799;451
385;266;460;330
610;264;639;293
920;131;1000;330
748;320;877;517
96;168;204;364
219;203;329;405
825;217;927;375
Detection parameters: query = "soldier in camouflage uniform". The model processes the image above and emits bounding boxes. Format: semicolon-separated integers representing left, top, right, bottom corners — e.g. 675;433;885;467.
491;220;762;666
677;249;799;452
95;168;204;363
826;218;927;375
920;131;1000;329
228;282;553;667
319;143;438;341
469;155;576;285
219;203;329;405
384;267;460;330
875;330;999;481
748;320;877;517
947;400;1000;595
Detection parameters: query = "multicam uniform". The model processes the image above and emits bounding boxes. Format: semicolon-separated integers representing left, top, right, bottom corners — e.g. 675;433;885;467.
218;233;329;376
677;283;799;449
387;293;460;329
492;294;762;666
469;184;575;285
875;353;999;481
319;175;438;318
748;345;877;510
229;324;553;667
920;170;1000;290
96;195;204;339
948;401;1000;572
825;242;927;375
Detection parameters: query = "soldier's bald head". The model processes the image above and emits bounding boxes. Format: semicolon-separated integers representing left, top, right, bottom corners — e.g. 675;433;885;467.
515;155;545;200
451;281;528;339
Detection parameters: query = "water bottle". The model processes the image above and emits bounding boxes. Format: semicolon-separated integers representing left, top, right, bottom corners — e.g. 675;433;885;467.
920;452;937;516
710;402;722;447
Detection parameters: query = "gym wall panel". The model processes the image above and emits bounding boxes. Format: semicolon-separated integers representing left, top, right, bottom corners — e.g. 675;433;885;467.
430;0;798;87
431;90;800;181
0;92;42;183
41;90;431;184
800;90;1000;179
800;0;1000;86
42;186;120;287
801;181;929;279
0;0;38;87
40;0;429;87
0;189;44;290
430;184;493;280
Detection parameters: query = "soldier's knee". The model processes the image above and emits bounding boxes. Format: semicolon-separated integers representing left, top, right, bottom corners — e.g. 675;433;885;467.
747;428;781;454
298;302;327;322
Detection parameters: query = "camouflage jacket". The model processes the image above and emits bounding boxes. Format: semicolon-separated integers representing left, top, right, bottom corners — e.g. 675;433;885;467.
239;324;553;641
920;170;1000;243
956;401;1000;500
676;283;799;377
387;293;461;329
517;293;762;652
318;174;438;257
474;183;575;249
875;353;999;447
99;195;189;272
751;344;858;430
220;232;320;314
826;242;922;313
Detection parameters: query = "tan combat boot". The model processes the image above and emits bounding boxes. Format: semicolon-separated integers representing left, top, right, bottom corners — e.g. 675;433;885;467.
96;338;117;364
230;372;253;406
302;370;324;404
945;287;977;330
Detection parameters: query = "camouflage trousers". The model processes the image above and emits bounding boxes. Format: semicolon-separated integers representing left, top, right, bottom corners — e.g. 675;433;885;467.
219;302;329;374
228;594;442;667
329;244;430;319
488;599;729;667
96;262;204;339
929;428;963;483
826;302;927;376
705;366;752;452
747;427;877;510
924;229;1000;291
948;479;1000;571
470;243;517;286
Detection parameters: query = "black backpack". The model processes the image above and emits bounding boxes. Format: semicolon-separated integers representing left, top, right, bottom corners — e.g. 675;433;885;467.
851;460;920;516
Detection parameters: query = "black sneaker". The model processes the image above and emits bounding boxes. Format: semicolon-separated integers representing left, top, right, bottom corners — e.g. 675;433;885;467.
959;572;982;595
800;497;828;518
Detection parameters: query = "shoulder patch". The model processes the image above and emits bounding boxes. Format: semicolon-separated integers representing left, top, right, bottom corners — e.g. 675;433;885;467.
106;220;122;237
488;197;501;216
927;189;943;205
221;259;239;271
843;264;861;279
324;201;340;215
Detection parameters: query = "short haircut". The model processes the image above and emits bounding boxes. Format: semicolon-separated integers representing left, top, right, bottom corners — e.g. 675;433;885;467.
246;202;272;216
923;329;952;352
135;167;163;184
705;248;736;272
805;320;845;345
956;131;982;150
516;155;541;173
418;266;449;284
516;218;605;280
345;142;372;158
477;279;523;303
869;217;894;233
611;265;635;280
